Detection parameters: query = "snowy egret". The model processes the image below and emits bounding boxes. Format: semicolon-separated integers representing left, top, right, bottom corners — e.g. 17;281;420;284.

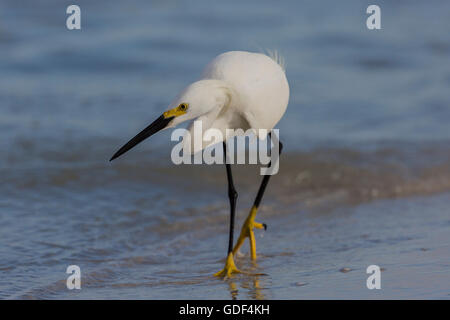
110;51;289;277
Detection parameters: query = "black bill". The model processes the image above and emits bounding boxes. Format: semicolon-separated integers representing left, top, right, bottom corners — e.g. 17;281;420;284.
110;115;174;161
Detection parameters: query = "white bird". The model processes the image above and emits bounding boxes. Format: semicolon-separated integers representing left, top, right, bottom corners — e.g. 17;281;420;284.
110;51;289;277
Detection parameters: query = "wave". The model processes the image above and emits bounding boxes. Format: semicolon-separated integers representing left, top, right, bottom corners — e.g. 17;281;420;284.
2;138;450;211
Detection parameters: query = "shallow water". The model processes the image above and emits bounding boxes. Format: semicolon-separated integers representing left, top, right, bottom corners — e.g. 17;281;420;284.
1;0;450;299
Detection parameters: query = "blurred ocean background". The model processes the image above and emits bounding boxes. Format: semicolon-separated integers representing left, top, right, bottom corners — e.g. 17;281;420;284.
0;0;449;299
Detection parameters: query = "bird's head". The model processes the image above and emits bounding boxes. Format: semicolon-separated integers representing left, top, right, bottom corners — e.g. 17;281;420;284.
110;80;231;161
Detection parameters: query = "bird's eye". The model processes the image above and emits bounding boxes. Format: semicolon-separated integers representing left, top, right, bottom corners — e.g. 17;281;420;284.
178;103;188;111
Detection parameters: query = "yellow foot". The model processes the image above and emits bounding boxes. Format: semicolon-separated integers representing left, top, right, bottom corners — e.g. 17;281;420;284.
232;206;266;260
214;253;241;278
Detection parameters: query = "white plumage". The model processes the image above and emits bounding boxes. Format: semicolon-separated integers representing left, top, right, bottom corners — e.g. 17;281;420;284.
110;51;290;277
167;51;289;150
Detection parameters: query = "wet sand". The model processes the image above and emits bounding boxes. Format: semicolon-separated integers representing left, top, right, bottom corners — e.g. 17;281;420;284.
1;147;449;299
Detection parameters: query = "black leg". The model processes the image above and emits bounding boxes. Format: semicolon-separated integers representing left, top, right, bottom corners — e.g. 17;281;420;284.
224;142;238;254
253;135;283;210
232;132;284;258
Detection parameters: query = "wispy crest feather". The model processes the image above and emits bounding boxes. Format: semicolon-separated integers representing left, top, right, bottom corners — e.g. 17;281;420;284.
265;49;286;72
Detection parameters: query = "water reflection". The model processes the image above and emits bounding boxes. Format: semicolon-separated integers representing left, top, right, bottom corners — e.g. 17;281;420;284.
226;274;267;300
225;261;268;300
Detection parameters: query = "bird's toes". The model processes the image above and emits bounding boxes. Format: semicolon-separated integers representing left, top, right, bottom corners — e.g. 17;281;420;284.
253;221;267;230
